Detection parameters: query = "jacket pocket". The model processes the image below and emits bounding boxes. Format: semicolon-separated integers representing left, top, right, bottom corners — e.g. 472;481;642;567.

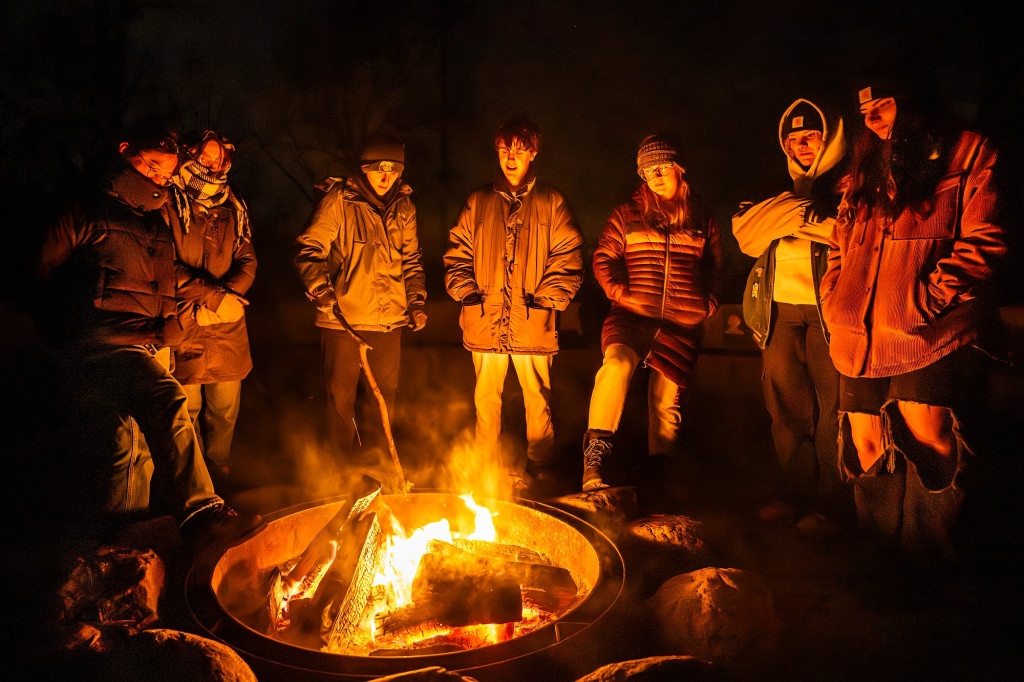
892;177;960;240
459;293;497;348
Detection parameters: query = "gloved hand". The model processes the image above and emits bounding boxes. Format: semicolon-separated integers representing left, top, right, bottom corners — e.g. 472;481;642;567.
215;292;247;323
310;285;337;316
461;291;483;306
409;306;427;331
526;294;551;310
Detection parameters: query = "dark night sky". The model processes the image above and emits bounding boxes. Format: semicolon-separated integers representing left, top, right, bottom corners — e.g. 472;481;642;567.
2;0;1022;312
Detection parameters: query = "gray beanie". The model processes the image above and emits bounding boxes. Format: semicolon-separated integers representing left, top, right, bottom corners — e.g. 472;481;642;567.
636;135;679;173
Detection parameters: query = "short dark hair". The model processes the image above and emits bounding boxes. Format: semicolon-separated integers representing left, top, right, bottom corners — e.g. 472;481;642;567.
121;116;179;157
495;117;540;152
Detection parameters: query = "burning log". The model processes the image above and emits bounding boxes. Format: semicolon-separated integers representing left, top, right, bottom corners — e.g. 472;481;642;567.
426;540;579;612
446;538;552;566
278;475;382;601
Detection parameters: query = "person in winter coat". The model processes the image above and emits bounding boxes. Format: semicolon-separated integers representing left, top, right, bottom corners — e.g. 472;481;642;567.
444;118;584;488
732;99;850;523
171;130;256;485
582;135;722;491
820;82;1007;554
36;119;263;547
295;132;427;461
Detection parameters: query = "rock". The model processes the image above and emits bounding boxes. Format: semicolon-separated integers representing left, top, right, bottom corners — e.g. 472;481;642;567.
57;546;165;651
553;487;639;536
626;514;706;550
107;628;257;681
575;655;720;681
646;567;782;667
369;666;480;681
622;515;713;591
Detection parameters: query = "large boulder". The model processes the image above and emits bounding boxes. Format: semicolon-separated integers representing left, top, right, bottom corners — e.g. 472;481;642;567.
575;655;720;681
107;628;257;681
646;567;782;667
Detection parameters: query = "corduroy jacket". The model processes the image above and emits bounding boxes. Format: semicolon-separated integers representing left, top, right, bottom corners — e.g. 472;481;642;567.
820;130;1007;378
444;178;584;355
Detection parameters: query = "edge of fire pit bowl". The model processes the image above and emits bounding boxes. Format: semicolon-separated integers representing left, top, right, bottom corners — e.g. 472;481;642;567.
185;491;624;681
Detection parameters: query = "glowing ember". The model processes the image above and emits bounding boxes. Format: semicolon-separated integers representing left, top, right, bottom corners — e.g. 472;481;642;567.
266;493;582;655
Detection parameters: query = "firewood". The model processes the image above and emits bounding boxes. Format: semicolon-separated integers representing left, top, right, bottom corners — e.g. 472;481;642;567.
424;540;578;612
279;475;381;598
323;511;388;651
448;537;552;566
373;552;523;634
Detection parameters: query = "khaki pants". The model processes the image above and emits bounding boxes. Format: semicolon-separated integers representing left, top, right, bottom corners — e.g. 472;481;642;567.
472;351;554;468
588;343;681;456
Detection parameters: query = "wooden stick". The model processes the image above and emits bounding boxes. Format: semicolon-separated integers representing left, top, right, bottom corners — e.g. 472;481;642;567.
333;304;407;492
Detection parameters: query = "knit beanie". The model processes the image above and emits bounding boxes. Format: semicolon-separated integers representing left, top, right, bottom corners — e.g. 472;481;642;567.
782;101;824;136
636;135;679;173
360;132;405;173
857;82;902;107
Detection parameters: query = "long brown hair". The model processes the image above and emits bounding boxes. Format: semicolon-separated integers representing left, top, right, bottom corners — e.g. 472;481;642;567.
847;102;951;218
640;166;692;229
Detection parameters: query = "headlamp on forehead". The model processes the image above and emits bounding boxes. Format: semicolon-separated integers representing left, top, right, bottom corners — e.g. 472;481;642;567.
362;160;404;174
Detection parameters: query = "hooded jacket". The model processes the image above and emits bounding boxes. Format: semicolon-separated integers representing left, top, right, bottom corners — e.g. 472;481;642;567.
732;99;846;348
295;175;426;332
444;176;584;355
820;130;1006;378
171;197;256;384
37;164;184;348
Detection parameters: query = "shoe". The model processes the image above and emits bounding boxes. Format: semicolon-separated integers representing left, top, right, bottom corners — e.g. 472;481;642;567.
506;469;533;494
582;430;613;492
180;502;265;548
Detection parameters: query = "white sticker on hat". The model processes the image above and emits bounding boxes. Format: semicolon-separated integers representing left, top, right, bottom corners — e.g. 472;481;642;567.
859;87;873;104
792;116;804;129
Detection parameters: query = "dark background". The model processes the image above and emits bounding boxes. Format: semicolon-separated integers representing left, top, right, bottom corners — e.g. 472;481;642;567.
3;0;1022;523
2;2;1023;679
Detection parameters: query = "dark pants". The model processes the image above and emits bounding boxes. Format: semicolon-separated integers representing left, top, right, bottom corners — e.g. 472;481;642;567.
762;303;844;512
69;346;220;524
322;327;402;459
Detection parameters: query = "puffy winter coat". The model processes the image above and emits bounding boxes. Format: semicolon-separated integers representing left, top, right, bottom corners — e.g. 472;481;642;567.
295;176;426;332
171;199;256;384
37;165;184;348
820;130;1007;378
444;178;584;355
593;184;722;386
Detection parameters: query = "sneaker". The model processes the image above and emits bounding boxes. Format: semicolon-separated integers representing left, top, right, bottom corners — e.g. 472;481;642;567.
180;502;265;548
582;430;613;492
506;469;534;494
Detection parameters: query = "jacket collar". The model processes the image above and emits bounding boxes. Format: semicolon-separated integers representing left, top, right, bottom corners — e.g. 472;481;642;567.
107;164;169;213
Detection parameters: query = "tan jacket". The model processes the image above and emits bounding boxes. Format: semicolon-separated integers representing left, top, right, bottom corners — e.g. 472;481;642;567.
444;178;584;354
295;177;426;332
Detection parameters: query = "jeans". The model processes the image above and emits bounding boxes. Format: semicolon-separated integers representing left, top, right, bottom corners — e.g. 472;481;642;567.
588;343;682;456
72;345;220;522
182;380;242;469
762;302;842;508
471;351;554;468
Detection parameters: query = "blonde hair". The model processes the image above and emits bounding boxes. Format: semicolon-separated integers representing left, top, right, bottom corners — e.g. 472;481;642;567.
640;166;691;227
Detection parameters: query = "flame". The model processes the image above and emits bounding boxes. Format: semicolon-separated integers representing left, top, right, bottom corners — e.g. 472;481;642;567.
368;493;497;642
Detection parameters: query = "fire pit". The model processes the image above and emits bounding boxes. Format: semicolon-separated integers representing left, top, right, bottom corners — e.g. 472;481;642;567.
186;491;624;680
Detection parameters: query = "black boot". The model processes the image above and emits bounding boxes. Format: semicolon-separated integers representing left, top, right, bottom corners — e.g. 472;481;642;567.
582;429;613;492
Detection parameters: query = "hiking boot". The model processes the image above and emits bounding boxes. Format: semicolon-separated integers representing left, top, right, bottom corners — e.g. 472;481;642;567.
582;429;613;492
179;502;265;549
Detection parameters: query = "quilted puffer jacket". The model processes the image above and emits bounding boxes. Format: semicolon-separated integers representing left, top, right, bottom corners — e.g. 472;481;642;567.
594;184;722;329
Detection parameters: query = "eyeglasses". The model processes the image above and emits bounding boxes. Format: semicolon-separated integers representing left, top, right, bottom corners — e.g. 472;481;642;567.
139;153;176;181
639;164;674;180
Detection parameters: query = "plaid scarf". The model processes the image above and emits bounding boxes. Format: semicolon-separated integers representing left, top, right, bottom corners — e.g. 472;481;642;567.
171;160;251;244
